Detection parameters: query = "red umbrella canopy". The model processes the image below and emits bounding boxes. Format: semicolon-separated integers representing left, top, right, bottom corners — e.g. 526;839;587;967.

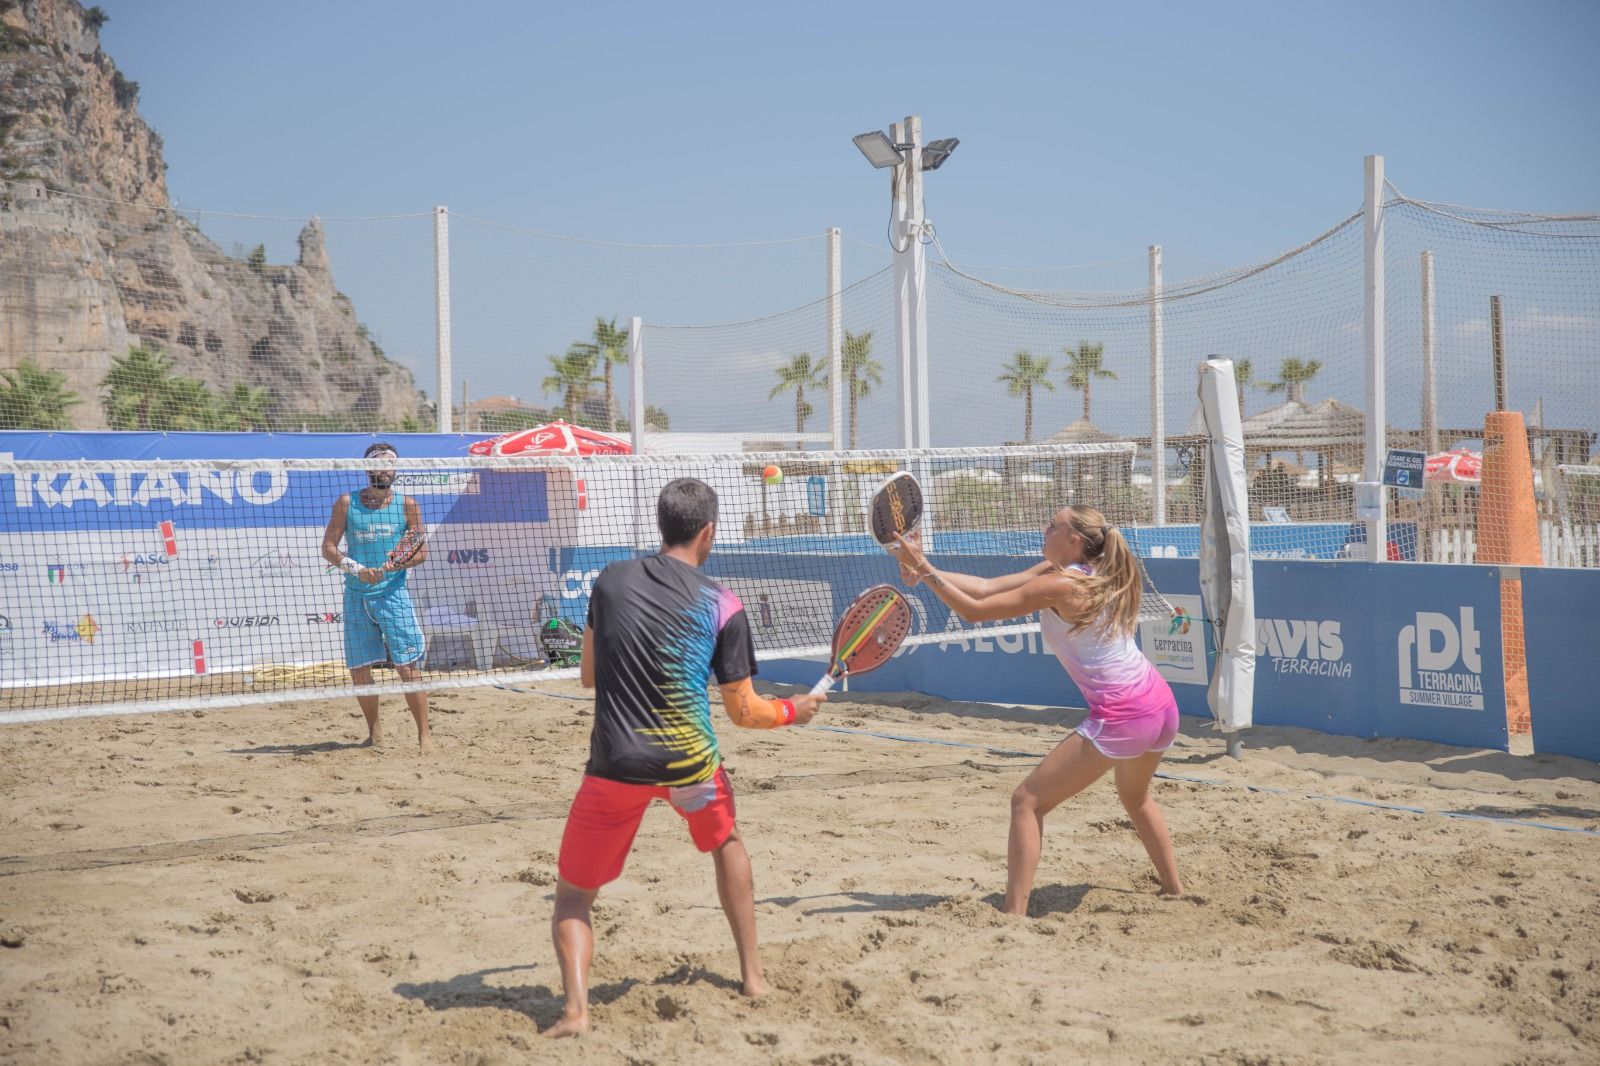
1425;447;1482;484
468;420;632;457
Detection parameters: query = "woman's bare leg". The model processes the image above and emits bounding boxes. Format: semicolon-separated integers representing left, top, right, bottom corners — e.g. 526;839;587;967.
1004;732;1112;916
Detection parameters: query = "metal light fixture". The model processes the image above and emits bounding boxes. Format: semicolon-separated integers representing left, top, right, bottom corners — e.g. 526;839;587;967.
921;137;960;171
852;130;904;169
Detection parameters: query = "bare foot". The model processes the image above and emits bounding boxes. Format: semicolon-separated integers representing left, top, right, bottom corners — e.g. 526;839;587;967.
742;974;769;998
418;734;434;754
543;1009;588;1039
1157;886;1184;899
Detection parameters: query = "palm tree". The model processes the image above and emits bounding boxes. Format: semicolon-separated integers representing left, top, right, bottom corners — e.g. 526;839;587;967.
1063;341;1115;423
102;344;178;430
591;316;630;431
155;377;229;431
769;352;825;448
0;360;80;430
541;343;601;422
1232;358;1254;414
996;349;1054;443
841;329;882;448
222;383;272;431
1261;357;1323;404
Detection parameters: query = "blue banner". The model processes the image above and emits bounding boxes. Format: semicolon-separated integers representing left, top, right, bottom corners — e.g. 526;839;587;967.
1521;567;1600;762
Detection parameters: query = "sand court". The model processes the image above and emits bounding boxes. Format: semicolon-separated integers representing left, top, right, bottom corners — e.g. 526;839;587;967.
1;681;1597;1064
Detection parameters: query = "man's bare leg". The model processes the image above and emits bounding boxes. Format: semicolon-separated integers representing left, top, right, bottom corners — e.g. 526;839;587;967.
546;878;598;1038
349;666;381;746
711;827;768;997
394;663;432;752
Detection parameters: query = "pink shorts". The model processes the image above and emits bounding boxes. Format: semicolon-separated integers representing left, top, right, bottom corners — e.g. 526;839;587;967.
1076;669;1180;760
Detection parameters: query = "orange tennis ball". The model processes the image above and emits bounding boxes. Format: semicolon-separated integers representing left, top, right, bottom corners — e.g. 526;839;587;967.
762;465;783;486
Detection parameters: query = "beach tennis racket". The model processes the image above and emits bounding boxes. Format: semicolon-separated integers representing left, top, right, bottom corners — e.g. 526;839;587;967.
869;472;923;554
811;584;914;695
385;524;428;569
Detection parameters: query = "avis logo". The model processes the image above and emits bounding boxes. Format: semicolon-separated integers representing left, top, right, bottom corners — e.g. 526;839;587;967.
1398;608;1483;710
447;548;490;565
1256;619;1351;678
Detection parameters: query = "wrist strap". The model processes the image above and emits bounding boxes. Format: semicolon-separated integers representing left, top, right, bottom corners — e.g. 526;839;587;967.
339;556;363;576
776;698;796;726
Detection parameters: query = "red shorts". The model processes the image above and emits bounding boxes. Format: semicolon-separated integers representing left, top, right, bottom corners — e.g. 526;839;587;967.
556;768;737;890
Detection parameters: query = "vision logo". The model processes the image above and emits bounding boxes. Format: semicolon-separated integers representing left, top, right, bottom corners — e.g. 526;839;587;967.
213;616;280;628
446;548;490;566
1256;618;1350;678
1398;608;1483;710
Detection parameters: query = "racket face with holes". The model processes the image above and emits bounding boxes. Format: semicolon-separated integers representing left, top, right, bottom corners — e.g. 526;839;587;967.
829;585;913;677
387;526;427;567
869;472;923;550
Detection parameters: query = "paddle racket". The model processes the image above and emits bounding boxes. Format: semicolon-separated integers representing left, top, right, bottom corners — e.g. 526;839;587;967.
385;524;429;569
869;471;923;554
811;584;914;695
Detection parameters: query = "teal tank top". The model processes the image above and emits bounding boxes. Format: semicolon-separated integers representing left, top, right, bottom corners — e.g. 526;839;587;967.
344;491;408;597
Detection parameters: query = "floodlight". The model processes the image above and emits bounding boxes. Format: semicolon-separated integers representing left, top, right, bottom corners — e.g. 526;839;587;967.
921;137;960;171
853;130;904;169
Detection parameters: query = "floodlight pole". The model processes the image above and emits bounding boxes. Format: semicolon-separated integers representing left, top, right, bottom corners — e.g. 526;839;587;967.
433;205;453;432
1149;245;1166;526
891;121;915;451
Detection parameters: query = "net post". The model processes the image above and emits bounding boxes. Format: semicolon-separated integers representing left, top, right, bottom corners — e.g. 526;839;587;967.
1149;244;1166;527
630;316;646;552
827;228;843;452
1421;250;1439;561
827;227;845;535
433;205;453;433
1362;155;1387;561
1490;294;1506;412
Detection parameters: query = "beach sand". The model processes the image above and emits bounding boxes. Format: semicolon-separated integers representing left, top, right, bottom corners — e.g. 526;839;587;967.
2;681;1597;1064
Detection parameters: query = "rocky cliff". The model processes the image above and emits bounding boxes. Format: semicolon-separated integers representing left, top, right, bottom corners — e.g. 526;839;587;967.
0;0;431;429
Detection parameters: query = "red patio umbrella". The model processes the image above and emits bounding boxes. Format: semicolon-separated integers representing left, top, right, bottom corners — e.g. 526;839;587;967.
468;420;631;457
1425;447;1482;484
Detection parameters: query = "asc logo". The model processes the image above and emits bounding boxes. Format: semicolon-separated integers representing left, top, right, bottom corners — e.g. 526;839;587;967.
1398;608;1483;710
119;552;171;583
447;548;490;566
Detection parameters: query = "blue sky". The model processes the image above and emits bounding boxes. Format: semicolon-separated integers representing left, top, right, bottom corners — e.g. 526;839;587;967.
96;0;1600;442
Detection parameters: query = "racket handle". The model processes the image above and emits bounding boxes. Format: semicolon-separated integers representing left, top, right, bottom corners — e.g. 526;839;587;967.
810;673;837;697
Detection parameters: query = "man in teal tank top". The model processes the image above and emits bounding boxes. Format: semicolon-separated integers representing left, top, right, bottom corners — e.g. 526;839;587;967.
319;442;433;750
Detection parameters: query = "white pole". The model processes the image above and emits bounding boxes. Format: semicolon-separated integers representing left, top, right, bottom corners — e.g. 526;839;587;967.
906;114;931;451
890;121;915;451
629;315;646;553
1149;244;1166;527
827;227;843;451
1421;251;1436;456
629;315;644;453
1362;155;1387;561
433;205;453;433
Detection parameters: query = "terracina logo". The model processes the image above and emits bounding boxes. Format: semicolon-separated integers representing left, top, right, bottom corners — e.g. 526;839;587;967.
1167;607;1192;636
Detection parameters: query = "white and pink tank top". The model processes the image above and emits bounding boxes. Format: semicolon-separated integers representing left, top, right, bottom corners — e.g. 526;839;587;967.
1038;563;1160;721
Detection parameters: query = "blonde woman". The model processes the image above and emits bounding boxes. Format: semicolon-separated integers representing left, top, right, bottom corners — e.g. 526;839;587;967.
894;505;1183;914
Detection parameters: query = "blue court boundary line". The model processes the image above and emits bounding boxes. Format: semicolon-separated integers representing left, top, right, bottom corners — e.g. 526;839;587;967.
520;691;1598;839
